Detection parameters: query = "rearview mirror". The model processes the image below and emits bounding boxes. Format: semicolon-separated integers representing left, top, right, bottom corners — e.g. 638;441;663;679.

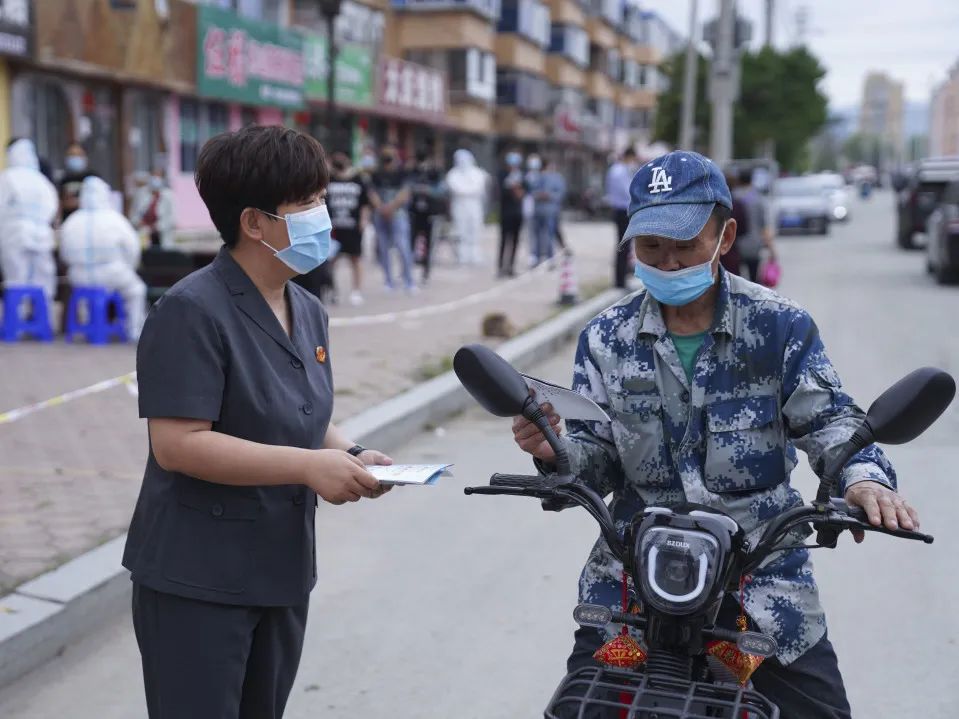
865;367;955;445
453;344;531;418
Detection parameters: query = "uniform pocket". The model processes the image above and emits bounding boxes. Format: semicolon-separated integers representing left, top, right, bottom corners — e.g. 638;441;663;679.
704;395;785;493
162;482;262;594
608;392;674;488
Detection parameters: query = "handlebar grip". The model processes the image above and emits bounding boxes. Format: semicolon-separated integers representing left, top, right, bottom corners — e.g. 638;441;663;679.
489;473;546;490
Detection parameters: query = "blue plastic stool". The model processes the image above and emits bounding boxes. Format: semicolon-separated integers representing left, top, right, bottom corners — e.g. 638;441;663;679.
2;286;54;342
64;286;128;345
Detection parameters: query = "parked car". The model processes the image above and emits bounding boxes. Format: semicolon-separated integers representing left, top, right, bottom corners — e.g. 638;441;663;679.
773;176;831;235
925;178;959;284
815;172;851;222
896;157;959;249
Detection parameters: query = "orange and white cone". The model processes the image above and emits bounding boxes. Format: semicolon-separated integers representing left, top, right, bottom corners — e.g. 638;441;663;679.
558;250;578;306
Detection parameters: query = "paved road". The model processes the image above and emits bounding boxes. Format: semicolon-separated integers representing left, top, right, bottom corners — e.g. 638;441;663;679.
0;220;617;594
2;189;958;717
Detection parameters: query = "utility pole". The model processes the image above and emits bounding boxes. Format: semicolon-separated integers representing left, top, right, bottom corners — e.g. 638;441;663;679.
795;5;809;47
709;0;736;164
679;0;699;149
764;0;774;47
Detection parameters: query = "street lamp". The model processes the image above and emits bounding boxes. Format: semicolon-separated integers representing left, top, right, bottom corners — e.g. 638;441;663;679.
316;0;343;149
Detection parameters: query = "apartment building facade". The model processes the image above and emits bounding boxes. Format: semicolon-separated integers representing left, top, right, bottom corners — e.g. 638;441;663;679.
1;0;676;233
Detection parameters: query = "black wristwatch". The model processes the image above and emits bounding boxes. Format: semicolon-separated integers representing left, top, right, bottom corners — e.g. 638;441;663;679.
346;445;367;457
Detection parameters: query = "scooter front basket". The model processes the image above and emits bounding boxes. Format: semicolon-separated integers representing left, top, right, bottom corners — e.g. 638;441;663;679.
544;666;779;719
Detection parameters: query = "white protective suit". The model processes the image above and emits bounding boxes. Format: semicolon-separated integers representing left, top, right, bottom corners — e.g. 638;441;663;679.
0;139;59;300
445;149;487;265
59;176;147;340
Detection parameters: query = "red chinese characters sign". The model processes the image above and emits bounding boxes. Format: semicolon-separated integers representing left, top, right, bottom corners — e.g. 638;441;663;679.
376;57;447;123
197;4;304;109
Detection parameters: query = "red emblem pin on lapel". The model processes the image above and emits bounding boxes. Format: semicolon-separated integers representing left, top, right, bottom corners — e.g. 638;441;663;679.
315;346;327;363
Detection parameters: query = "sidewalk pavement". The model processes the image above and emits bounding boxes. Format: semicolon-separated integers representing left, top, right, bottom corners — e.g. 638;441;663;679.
0;219;624;597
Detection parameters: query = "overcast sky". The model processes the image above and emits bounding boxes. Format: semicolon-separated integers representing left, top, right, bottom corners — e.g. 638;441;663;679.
650;0;959;109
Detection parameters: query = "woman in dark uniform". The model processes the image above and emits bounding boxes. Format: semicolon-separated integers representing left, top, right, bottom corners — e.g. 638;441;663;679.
122;125;392;719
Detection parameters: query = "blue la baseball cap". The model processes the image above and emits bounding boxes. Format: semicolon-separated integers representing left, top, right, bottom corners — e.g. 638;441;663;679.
623;151;732;242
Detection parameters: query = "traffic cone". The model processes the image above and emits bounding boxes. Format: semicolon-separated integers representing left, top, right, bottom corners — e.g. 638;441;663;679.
557;250;578;306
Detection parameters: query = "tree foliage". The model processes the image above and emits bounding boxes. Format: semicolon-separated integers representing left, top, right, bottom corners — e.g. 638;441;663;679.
654;46;830;172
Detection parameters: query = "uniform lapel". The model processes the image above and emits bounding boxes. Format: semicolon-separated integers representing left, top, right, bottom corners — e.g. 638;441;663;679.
213;248;300;358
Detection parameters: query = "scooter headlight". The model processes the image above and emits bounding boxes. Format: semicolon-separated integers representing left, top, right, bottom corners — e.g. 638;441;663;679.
638;527;721;615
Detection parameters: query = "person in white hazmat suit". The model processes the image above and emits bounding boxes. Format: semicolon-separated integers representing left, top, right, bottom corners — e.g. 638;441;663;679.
445;149;487;265
0;139;59;301
59;176;147;340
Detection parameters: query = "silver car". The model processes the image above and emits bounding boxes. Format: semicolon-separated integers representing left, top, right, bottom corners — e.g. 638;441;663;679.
814;172;851;222
773;177;832;235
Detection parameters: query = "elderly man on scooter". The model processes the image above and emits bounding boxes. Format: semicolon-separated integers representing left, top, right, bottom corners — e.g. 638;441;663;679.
511;151;919;718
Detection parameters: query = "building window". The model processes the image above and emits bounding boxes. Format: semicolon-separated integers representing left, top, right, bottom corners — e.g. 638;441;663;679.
391;0;502;22
180;99;229;174
498;0;550;47
128;91;166;174
497;69;549;114
550;24;589;68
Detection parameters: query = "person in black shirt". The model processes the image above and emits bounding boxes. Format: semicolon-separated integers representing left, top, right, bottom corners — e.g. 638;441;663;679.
59;142;98;221
325;151;370;306
408;150;444;284
498;150;526;277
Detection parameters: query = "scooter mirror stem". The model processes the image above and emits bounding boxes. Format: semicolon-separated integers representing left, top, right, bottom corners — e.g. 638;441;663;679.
814;423;874;504
522;396;572;476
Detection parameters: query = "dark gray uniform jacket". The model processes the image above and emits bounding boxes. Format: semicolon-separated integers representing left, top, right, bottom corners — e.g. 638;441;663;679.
123;248;333;606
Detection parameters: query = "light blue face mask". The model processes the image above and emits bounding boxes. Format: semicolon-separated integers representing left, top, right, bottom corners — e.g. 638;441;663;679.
260;204;333;275
65;156;87;173
633;221;726;307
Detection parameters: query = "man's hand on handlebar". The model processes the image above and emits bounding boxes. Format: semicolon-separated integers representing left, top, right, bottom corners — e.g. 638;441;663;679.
511;396;563;463
843;481;920;544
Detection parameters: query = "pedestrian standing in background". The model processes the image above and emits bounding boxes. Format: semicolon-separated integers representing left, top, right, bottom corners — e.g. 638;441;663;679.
409;150;444;284
529;157;566;268
130;167;175;248
59;142;98;221
368;145;417;294
60;176;147;340
446;148;487;266
605;147;638;288
733;167;777;282
497;150;526;277
325;151;370;306
0;139;59;303
720;171;748;276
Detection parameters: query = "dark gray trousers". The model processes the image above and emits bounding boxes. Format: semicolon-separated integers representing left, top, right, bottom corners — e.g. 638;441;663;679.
132;582;309;719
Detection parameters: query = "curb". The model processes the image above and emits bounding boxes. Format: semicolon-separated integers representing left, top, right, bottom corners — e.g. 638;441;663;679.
0;287;625;689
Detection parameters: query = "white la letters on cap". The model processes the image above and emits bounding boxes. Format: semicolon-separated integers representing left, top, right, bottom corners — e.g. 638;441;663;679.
648;166;673;194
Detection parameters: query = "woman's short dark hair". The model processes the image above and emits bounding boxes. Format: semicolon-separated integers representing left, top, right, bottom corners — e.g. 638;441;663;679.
195;125;329;248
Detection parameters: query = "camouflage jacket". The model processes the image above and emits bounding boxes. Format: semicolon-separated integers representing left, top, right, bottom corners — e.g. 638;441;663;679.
562;269;895;665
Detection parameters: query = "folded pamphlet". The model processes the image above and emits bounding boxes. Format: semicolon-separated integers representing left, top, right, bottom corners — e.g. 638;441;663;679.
522;375;611;423
369;464;453;486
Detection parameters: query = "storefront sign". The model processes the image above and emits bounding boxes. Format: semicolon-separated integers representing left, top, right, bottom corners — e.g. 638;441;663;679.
376;57;446;123
197;5;304;109
303;37;374;108
0;0;32;58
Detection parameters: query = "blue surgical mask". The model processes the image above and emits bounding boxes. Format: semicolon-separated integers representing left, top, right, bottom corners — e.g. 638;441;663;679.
506;152;522;167
633;221;726;306
66;156;87;173
260;204;333;275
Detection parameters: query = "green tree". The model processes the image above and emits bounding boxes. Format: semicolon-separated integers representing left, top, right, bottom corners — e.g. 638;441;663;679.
654;46;829;172
653;51;712;153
